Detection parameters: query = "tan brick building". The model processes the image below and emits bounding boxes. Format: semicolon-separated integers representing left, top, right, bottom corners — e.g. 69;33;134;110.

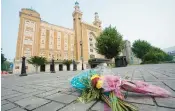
13;2;104;73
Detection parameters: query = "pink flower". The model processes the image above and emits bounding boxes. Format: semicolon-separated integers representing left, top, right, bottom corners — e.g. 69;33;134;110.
101;75;124;99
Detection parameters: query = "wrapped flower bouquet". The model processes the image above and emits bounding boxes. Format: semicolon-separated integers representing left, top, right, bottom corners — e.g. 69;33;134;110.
70;66;171;111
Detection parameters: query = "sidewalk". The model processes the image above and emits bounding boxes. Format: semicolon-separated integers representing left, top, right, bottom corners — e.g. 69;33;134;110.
1;64;175;111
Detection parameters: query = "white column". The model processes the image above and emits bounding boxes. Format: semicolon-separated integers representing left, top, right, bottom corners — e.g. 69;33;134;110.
38;66;41;73
83;63;86;70
55;64;59;72
27;64;35;73
70;64;73;71
46;64;50;72
63;65;67;71
77;63;81;70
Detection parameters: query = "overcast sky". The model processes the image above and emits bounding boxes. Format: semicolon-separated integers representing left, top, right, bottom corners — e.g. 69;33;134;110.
2;0;175;61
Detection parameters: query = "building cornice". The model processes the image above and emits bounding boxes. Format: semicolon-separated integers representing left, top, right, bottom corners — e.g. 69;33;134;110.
19;12;41;19
82;22;101;32
41;21;74;34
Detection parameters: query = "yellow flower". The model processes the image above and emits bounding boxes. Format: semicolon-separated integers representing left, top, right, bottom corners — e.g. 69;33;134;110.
91;74;100;80
96;80;103;89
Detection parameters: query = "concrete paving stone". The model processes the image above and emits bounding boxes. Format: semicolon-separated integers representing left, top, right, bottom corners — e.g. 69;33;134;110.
90;101;105;111
57;84;72;89
36;86;56;91
132;78;145;81
1;86;8;89
7;90;45;102
20;85;44;89
70;91;81;96
65;87;77;93
163;81;175;91
60;101;96;111
1;90;19;97
11;86;27;91
132;103;156;111
125;92;154;105
41;84;60;88
35;89;59;98
8;107;27;111
133;103;175;111
15;96;51;110
158;78;175;81
143;75;158;82
155;97;175;108
151;73;168;79
57;88;71;92
157;107;175;111
44;93;77;104
33;101;65;111
1;92;24;100
169;74;175;78
13;88;39;93
60;91;72;95
38;83;58;87
1;100;10;105
1;103;17;111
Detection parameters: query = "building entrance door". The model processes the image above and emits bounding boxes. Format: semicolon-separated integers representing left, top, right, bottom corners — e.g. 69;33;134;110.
40;65;45;72
59;64;63;71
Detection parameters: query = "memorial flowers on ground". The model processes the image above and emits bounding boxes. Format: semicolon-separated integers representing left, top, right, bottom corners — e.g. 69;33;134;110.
70;66;171;111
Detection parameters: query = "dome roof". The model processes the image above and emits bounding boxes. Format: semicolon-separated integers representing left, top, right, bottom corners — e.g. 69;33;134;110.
75;1;79;5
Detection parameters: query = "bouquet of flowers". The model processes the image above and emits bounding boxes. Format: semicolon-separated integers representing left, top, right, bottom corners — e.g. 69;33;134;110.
70;66;171;111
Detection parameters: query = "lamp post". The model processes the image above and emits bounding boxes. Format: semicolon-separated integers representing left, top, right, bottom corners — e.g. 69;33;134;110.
51;57;55;73
20;56;27;76
72;49;76;71
80;41;84;70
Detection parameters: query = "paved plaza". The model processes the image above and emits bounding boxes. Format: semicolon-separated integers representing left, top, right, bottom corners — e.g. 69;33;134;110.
1;64;175;111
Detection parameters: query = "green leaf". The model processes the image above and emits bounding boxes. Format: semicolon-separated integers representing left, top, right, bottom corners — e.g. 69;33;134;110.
27;56;47;66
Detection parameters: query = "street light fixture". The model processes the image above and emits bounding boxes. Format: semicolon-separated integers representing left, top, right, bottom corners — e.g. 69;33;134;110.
80;40;84;70
19;56;27;76
51;56;55;73
72;48;76;71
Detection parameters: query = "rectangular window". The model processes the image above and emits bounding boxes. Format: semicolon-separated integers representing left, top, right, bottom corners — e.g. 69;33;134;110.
57;32;61;50
64;52;68;59
26;27;33;31
24;39;33;45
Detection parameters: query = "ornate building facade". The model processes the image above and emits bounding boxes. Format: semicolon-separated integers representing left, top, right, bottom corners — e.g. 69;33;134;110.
13;2;104;73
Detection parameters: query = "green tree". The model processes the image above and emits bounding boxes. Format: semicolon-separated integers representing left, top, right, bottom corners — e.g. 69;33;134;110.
95;26;124;59
150;46;164;53
27;56;47;73
132;40;152;61
1;51;7;71
2;61;11;71
143;51;163;63
1;53;6;65
164;54;173;61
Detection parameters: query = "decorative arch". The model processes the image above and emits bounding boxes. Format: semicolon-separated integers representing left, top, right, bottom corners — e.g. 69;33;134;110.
89;32;96;39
